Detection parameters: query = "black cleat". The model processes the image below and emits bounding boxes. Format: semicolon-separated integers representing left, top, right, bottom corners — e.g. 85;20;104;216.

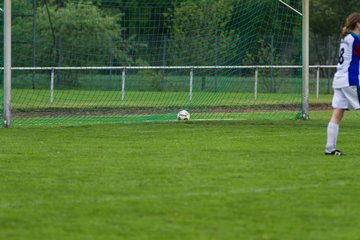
325;150;346;156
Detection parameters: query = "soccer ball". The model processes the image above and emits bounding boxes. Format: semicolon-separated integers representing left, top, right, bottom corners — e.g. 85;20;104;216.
177;110;190;120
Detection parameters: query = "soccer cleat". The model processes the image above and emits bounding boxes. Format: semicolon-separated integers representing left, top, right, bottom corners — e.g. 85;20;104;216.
325;150;346;156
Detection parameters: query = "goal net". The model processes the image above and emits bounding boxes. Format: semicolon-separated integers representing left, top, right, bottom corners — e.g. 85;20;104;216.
3;0;303;126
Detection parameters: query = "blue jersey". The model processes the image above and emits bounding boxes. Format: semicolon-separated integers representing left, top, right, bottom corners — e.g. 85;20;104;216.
333;33;360;88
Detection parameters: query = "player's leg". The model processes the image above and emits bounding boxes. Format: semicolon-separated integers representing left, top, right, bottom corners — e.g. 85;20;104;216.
325;108;345;154
325;88;348;155
325;86;360;155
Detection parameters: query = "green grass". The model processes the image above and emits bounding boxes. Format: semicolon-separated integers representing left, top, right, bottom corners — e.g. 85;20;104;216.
5;88;307;126
1;110;360;239
12;73;303;93
7;88;328;114
9;89;303;109
1;82;332;126
7;89;331;127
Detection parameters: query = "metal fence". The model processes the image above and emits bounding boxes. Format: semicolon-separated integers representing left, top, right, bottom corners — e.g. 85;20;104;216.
8;65;337;103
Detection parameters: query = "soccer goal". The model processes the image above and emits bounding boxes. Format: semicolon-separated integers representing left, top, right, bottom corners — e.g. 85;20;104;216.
1;0;307;127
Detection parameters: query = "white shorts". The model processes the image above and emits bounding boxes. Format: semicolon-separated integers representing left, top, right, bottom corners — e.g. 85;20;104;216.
332;86;360;110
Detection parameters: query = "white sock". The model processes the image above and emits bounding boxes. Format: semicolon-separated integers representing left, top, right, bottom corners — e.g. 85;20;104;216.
325;122;339;153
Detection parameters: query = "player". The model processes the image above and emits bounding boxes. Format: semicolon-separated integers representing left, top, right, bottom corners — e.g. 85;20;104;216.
325;12;360;156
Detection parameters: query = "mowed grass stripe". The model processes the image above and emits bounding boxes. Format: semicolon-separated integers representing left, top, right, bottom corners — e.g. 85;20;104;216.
1;112;360;239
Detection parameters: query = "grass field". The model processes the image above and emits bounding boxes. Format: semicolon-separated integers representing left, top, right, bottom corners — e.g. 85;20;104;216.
4;87;332;126
1;77;333;126
10;89;303;109
1;110;360;239
5;88;307;126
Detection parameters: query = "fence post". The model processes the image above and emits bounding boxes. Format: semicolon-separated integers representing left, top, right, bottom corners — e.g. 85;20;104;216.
316;66;320;100
254;67;258;100
121;68;126;101
189;68;193;102
50;68;54;103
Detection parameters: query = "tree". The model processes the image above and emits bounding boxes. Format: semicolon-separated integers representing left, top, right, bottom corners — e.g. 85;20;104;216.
13;1;134;86
168;0;238;68
93;0;185;66
310;0;360;65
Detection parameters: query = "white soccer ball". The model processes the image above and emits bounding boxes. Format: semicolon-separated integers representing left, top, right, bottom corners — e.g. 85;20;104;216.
177;110;190;120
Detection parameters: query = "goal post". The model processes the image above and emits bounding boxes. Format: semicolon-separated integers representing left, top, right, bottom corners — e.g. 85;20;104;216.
3;0;308;127
3;0;11;127
279;0;310;120
302;0;310;120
